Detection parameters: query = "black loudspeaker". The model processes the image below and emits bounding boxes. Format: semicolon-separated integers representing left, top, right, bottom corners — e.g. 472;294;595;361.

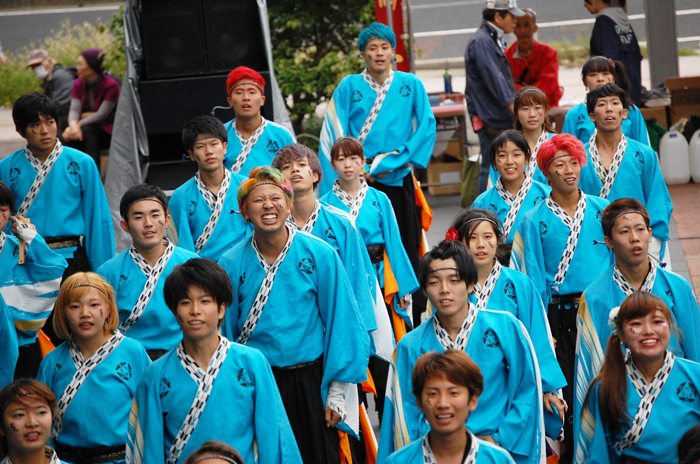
139;72;275;190
140;0;268;80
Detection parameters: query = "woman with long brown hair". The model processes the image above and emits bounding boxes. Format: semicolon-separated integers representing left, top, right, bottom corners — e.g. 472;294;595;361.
577;291;700;463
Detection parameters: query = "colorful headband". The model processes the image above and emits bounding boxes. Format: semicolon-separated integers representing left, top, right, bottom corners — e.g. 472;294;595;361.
240;181;288;202
606;210;647;234
231;81;263;94
73;283;106;295
542;153;572;170
125;197;166;216
514;86;547;101
428;266;459;273
193;456;239;464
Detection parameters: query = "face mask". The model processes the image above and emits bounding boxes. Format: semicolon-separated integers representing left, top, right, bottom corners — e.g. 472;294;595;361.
33;66;49;80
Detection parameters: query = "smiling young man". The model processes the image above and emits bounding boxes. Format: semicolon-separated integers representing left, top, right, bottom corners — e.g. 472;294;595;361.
126;258;301;464
217;166;369;464
272;144;378;337
1;93;114;276
579;83;673;266
379;239;544;464
505;9;562;108
97;184;198;360
573;198;700;447
320;22;436;323
222;67;294;176
169;116;251;261
385;350;515;464
511;133;613;463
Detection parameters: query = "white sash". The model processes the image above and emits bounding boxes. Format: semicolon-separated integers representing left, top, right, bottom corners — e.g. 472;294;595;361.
615;350;675;451
332;180;368;224
422;430;480;464
230;118;268;174
473;262;503;314
58;332;124;417
238;226;297;344
0;232;6;256
613;260;657;296
496;176;533;239
545;192;587;293
588;130;627;199
357;68;394;144
167;337;230;464
526;130;550;180
432;303;478;352
18;140;63;217
193;170;231;254
120;241;175;333
286;200;321;233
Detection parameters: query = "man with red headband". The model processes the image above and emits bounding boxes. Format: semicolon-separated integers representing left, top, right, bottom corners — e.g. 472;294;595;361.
222;67;294;176
510;133;613;463
218;166;369;464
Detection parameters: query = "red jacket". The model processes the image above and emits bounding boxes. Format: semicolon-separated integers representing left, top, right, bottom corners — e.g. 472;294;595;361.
505;40;562;107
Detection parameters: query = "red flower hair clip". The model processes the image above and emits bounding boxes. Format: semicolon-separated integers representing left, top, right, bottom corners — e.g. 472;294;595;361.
445;227;459;241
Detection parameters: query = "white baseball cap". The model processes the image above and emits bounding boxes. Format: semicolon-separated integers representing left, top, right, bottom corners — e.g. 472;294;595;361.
486;0;526;16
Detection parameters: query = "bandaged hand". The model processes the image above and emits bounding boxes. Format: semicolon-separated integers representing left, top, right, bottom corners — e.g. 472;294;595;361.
325;380;349;427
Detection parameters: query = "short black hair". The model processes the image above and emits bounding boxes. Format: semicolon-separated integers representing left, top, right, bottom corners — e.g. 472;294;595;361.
0;182;15;214
418;240;478;291
163;259;233;317
12;93;59;136
489;130;531;167
119;183;168;219
481;8;508;22
182;115;228;152
586;83;630;116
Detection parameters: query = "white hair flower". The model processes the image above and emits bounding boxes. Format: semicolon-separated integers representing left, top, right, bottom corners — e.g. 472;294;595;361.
608;306;621;335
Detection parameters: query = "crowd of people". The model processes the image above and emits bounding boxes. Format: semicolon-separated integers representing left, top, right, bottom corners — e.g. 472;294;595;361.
0;1;698;464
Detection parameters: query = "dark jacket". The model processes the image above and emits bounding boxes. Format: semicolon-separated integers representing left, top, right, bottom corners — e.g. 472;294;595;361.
465;20;516;130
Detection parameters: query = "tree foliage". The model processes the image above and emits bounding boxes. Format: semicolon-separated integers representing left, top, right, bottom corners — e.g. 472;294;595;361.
268;0;375;136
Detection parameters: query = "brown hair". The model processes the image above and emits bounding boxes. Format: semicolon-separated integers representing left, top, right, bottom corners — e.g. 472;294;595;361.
182;441;244;464
582;292;680;436
601;198;650;239
514;87;553;133
271;143;323;189
412;350;484;403
53;272;119;341
0;379;61;458
330;136;364;162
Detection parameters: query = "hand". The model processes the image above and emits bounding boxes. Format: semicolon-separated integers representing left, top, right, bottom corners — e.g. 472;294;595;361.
552;337;557;349
62;122;83;141
476;434;497;445
544;396;567;423
398;296;409;309
79;111;96;120
10;215;32;235
325;407;341;428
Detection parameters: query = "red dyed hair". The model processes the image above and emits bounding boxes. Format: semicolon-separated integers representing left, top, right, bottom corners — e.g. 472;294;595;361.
537;133;587;174
226;66;265;96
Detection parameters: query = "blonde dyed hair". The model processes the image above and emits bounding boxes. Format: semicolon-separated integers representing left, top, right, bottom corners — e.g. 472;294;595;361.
53;272;119;340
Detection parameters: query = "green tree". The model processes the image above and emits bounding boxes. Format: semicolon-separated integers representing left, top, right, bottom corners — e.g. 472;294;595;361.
268;0;375;140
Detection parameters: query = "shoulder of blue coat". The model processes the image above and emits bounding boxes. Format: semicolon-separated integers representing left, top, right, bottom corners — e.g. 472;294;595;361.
171;245;200;261
141;347;178;380
472;188;493;206
674;356;700;374
265;119;294;136
319;190;334;204
226;341;270;367
170;177;198;202
294;229;340;255
385;438;421;463
96;248;131;276
218;236;253;266
625;137;655;157
0;148;25;167
657;266;694;290
41;341;69;364
398;317;432;350
321;202;353;223
519;199;546;223
61;146;98;165
367;186;391;203
584;194;610;211
120;336;149;354
478;308;523;332
499;266;533;286
476;437;517;463
223;119;234;131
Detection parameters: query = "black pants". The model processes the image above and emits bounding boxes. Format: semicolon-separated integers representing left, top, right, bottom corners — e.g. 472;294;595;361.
547;297;580;464
14;245;90;379
66;124;111;166
370;174;427;326
272;358;342;464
